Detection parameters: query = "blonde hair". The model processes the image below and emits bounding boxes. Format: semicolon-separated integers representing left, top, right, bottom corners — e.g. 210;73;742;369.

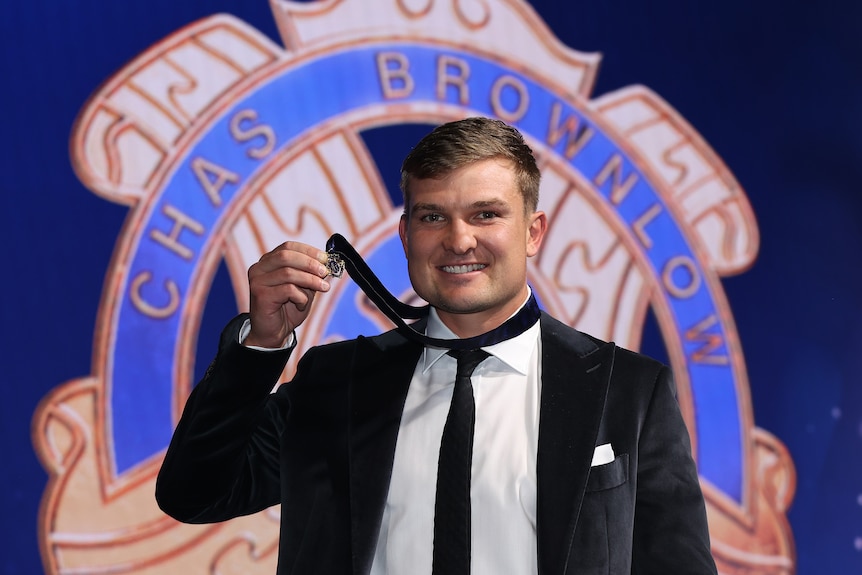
400;117;540;213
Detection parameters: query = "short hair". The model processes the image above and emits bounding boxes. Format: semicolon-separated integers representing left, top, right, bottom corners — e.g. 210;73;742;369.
399;117;541;212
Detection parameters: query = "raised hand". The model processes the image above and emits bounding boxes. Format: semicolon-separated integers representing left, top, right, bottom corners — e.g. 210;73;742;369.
244;241;331;348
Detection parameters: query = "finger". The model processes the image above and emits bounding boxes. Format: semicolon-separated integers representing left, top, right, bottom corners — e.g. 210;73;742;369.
252;246;329;279
271;241;329;267
291;286;316;313
250;248;328;283
250;264;331;294
253;282;321;312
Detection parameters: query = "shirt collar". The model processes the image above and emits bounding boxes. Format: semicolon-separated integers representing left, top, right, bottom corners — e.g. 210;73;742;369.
420;289;540;375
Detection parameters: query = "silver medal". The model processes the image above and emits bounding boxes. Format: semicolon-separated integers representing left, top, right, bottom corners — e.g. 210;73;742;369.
326;252;345;278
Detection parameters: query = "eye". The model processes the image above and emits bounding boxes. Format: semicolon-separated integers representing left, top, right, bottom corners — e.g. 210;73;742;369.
477;211;498;220
420;213;444;223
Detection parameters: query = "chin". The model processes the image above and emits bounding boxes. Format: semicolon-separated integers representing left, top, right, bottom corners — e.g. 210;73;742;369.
437;304;485;316
433;296;496;315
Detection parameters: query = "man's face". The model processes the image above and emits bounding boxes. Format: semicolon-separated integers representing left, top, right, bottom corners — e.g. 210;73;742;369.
399;158;547;336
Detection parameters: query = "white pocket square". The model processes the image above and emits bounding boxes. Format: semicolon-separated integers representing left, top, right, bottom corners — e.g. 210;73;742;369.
591;443;615;467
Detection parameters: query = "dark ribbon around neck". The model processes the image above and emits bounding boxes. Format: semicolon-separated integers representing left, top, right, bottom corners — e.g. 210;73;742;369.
325;233;540;350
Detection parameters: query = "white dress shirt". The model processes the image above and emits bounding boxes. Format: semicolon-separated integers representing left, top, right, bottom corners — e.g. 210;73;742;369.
370;301;542;575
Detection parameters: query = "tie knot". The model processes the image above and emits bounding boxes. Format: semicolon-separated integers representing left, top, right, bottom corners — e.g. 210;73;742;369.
448;349;490;379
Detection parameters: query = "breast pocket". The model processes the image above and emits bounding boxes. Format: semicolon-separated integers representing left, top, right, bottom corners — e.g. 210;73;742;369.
585;453;629;492
569;453;633;573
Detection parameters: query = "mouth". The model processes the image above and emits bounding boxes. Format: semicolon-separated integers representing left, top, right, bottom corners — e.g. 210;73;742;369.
440;263;487;274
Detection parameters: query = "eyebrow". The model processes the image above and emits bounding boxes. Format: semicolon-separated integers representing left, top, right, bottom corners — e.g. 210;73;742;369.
409;198;509;214
410;202;443;213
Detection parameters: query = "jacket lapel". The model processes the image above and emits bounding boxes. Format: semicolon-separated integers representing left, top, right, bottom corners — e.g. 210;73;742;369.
347;329;422;575
536;314;615;575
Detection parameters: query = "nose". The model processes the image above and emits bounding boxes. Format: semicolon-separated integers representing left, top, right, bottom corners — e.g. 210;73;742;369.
443;219;477;254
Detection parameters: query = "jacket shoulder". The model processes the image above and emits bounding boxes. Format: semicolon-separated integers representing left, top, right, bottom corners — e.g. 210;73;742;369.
539;312;667;374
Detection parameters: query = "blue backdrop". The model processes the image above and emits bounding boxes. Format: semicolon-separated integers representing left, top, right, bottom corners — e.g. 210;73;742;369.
2;1;861;573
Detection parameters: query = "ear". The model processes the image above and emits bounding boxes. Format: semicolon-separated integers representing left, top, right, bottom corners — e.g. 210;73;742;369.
398;214;409;257
525;211;547;257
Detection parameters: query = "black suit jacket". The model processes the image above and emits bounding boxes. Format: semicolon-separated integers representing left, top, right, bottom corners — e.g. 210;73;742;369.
157;313;716;575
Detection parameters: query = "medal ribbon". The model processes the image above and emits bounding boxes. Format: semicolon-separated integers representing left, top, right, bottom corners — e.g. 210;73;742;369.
325;233;540;350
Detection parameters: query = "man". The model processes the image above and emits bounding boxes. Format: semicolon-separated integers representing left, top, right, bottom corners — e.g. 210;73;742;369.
156;117;717;574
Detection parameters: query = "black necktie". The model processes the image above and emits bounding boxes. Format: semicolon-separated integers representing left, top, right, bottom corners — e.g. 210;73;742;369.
432;349;490;575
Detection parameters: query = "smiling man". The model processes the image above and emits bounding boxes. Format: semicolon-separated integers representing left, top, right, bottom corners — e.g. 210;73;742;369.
399;150;545;336
156;117;717;575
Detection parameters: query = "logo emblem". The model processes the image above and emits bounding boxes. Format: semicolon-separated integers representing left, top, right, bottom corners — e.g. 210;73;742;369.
33;1;796;573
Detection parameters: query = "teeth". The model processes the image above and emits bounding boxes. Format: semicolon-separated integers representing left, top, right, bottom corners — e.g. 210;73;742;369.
442;264;486;274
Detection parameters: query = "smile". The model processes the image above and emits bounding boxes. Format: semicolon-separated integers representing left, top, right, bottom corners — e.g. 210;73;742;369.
441;264;487;274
